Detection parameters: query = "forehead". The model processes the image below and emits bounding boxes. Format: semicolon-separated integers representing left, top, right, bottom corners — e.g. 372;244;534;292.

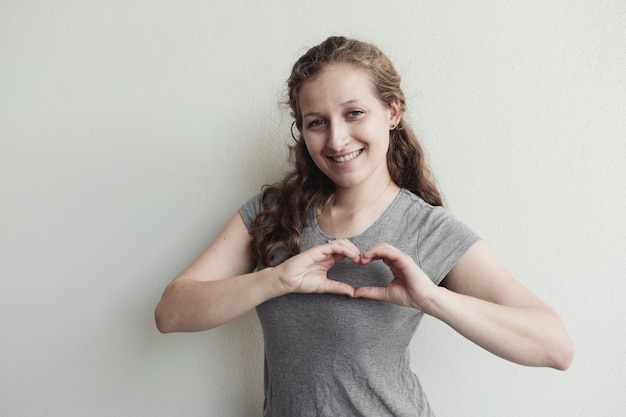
298;63;377;111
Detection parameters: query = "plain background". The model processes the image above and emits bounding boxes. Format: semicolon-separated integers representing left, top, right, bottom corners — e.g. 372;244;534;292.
2;1;625;416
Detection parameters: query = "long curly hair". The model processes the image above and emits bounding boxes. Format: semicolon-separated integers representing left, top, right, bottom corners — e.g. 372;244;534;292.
250;36;443;266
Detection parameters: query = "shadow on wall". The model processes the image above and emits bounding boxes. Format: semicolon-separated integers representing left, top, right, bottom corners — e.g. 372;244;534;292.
136;291;263;415
208;312;264;413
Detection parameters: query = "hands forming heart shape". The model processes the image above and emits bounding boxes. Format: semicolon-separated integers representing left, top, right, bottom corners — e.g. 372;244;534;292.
274;239;439;311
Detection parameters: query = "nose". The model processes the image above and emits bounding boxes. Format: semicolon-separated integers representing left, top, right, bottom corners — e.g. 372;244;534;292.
326;120;349;151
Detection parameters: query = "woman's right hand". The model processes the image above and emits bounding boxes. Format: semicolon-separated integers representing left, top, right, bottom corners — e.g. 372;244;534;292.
155;214;360;333
273;239;360;297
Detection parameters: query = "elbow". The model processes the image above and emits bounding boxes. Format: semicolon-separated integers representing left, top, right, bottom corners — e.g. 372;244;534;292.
551;337;574;371
154;303;178;334
543;321;574;371
154;282;188;333
537;308;574;371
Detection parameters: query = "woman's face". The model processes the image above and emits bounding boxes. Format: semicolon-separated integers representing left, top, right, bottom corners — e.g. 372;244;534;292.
298;63;400;191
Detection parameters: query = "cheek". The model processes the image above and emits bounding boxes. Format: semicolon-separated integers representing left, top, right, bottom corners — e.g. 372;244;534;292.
302;138;330;172
303;135;323;156
302;137;313;155
362;124;390;149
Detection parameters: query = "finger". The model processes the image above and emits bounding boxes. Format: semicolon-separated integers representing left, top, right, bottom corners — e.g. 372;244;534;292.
321;239;361;261
318;279;355;297
360;243;405;264
354;285;388;302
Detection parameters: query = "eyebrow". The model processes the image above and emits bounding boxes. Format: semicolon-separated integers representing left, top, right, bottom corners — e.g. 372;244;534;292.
302;110;323;119
301;99;363;119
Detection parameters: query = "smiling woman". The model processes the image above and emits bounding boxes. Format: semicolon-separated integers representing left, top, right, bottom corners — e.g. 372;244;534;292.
155;36;573;417
298;63;400;194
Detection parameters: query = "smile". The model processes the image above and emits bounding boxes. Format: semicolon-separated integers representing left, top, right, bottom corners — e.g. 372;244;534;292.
329;149;363;163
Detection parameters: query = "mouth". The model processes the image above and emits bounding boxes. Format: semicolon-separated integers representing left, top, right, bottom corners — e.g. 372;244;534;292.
328;149;363;163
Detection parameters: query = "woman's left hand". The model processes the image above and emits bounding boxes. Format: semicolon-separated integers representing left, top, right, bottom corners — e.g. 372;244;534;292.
355;241;574;370
354;242;438;311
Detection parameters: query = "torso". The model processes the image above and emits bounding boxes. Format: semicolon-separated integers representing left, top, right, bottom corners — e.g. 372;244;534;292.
238;189;479;417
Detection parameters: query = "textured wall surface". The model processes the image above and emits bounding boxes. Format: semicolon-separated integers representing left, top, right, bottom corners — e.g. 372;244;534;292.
2;1;625;416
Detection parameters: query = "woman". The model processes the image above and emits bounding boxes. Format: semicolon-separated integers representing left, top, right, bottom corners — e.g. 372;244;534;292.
155;36;573;416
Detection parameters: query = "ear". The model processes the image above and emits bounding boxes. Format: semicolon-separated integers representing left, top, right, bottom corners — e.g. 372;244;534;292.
388;98;402;128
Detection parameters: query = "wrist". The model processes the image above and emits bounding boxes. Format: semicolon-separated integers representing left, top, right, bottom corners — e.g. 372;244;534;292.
262;265;291;298
418;285;449;316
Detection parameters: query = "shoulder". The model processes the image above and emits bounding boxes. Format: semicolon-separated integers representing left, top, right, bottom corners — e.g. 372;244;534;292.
392;189;445;223
393;189;481;284
396;189;467;229
238;188;286;233
380;189;446;239
238;192;263;230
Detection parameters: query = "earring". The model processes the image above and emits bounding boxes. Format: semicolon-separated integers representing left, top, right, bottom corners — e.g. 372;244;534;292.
390;124;395;130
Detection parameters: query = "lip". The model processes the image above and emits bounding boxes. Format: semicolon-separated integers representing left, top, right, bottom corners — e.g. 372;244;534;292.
327;149;363;163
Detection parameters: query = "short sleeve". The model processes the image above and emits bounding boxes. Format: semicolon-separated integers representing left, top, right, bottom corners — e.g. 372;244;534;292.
417;207;480;285
238;192;263;231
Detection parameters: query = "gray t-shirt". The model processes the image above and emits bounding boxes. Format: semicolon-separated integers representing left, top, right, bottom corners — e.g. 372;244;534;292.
239;189;479;417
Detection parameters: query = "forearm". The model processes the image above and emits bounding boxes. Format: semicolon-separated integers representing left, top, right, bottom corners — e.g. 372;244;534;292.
155;267;279;333
425;286;574;370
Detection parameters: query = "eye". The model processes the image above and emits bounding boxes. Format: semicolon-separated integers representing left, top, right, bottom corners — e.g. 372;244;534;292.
307;119;326;129
347;110;364;118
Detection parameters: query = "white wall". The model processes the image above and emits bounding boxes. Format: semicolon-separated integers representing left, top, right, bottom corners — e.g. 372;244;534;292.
2;1;625;416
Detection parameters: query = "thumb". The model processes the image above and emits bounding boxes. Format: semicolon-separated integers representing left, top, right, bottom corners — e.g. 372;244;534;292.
317;279;355;297
354;285;388;301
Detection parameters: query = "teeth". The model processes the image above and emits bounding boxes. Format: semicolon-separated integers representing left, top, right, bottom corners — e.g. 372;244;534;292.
333;150;361;162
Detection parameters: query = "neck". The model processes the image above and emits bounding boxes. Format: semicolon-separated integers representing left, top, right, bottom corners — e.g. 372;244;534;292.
320;177;400;240
331;176;396;210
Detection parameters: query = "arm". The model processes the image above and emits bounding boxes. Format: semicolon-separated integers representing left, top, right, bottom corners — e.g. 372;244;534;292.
433;240;573;369
154;213;269;332
354;241;574;370
155;213;360;333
